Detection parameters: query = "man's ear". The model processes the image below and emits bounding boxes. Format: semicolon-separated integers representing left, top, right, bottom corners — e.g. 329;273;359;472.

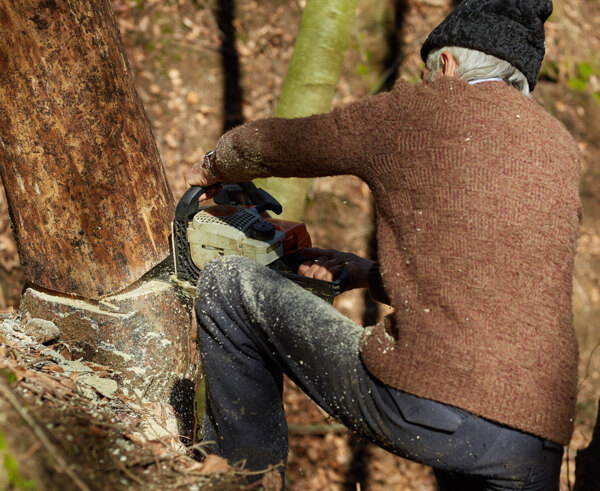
440;51;458;77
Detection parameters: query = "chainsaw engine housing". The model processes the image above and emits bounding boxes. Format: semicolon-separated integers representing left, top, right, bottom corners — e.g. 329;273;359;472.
188;204;286;270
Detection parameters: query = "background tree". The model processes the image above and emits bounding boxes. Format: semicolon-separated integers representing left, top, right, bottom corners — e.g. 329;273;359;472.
255;0;359;221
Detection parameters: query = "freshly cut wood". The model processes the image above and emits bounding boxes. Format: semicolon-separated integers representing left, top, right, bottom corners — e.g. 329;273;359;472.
19;277;195;403
0;1;174;298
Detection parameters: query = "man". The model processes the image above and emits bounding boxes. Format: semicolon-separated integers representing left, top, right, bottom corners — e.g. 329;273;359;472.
186;0;582;489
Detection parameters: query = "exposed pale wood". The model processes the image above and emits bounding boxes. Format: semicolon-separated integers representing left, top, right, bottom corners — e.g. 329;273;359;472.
19;276;195;403
0;1;174;298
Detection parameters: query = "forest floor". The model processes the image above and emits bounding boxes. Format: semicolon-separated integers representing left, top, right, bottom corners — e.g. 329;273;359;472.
2;0;600;489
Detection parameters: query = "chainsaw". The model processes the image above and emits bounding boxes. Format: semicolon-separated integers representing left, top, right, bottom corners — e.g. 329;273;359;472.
171;180;349;303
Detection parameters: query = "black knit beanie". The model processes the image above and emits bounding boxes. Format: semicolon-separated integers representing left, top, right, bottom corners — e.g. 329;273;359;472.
420;0;553;90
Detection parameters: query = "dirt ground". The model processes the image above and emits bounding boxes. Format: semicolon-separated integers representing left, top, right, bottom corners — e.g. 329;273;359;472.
2;0;600;489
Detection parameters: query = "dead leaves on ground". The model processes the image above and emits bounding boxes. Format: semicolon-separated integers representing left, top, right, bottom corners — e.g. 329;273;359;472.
0;315;281;490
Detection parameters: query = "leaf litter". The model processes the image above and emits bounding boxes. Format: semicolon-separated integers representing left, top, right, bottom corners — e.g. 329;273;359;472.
0;313;281;490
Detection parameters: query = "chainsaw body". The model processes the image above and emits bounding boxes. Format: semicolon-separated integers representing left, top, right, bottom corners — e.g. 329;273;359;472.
188;204;286;270
172;183;348;302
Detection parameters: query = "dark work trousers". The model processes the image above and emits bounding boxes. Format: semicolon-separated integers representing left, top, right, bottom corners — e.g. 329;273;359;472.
195;256;564;491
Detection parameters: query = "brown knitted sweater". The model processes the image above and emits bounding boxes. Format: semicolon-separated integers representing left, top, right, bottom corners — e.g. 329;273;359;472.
213;77;582;445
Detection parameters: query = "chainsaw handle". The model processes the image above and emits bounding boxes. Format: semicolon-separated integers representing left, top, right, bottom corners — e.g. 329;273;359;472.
293;253;351;293
237;182;283;215
271;253;351;302
175;185;221;222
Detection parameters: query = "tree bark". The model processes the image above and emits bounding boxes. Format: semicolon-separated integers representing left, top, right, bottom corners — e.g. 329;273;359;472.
0;0;173;299
275;0;358;119
254;0;358;221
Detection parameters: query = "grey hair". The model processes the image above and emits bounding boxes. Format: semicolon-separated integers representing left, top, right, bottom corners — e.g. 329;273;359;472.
426;46;531;97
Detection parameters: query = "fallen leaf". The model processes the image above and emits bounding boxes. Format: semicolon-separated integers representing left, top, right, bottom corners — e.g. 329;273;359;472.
199;454;229;475
186;91;200;105
261;465;283;491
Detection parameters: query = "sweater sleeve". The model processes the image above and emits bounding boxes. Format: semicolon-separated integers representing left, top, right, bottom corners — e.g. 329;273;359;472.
210;85;407;183
212;111;350;183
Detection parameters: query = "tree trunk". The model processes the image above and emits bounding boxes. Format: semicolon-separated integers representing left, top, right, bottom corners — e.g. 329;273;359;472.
255;0;358;221
0;1;196;414
0;0;173;299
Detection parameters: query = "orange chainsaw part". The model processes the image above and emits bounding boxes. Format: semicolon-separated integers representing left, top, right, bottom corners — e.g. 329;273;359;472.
265;218;312;254
204;205;240;218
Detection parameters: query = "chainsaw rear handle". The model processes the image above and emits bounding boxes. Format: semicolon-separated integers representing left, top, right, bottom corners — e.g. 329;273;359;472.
270;253;350;302
291;252;351;294
237;182;283;215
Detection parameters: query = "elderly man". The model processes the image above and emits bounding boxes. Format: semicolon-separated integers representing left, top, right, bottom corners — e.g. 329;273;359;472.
186;0;581;489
